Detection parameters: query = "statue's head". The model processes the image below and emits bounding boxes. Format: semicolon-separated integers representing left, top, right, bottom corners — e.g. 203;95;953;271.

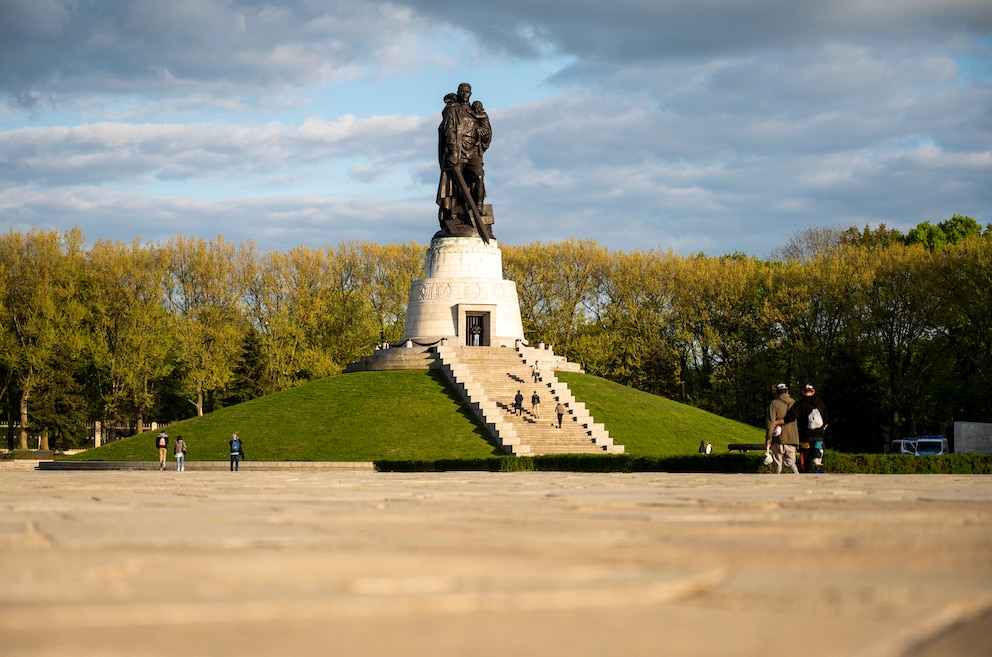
457;83;472;103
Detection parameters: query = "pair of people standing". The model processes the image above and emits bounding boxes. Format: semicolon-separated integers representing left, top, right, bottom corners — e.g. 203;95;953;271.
154;431;188;471
767;382;828;473
512;390;546;420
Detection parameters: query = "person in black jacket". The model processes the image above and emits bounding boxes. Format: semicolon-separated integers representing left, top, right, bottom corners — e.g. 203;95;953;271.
229;433;244;472
775;382;828;472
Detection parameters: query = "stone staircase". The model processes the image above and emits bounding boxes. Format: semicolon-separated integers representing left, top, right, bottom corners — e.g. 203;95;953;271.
435;344;624;456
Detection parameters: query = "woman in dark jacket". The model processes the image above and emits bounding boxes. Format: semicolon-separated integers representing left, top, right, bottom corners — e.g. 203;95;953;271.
776;382;828;472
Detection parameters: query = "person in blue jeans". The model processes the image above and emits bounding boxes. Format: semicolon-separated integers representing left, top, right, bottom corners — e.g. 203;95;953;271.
174;436;187;472
229;433;243;471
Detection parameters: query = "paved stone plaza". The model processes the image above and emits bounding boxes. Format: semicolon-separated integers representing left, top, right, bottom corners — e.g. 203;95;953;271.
1;465;990;657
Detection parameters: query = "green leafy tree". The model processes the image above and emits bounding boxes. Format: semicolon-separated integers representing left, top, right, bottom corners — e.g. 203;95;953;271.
359;242;424;347
83;238;175;436
26;342;90;449
767;245;870;385
905;215;983;251
243;246;340;392
840;224;905;250
503;239;604;361
860;243;948;436
666;253;775;421
581;249;677;390
932;234;992;420
323;242;380;369
0;228;86;449
164;236;250;416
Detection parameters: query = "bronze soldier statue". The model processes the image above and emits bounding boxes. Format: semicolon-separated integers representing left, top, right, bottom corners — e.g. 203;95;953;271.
436;83;494;242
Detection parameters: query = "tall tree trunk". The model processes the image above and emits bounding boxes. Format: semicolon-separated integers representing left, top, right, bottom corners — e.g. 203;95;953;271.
18;390;29;450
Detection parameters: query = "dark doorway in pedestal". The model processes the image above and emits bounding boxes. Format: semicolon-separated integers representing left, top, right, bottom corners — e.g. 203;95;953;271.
466;313;487;346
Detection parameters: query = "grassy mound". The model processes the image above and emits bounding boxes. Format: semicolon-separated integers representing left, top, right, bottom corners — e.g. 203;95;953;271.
558;371;762;456
68;369;765;462
69;370;501;462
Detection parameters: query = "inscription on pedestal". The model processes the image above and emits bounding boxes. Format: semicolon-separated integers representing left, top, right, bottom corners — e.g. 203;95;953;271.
418;281;509;302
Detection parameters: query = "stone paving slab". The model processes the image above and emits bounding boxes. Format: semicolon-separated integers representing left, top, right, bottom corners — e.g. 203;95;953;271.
0;468;990;657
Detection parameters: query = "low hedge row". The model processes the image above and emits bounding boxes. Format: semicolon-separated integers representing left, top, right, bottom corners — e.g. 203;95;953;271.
375;453;769;473
375;453;992;474
825;453;992;474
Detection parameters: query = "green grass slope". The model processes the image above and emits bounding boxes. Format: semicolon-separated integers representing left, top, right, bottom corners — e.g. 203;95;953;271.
70;370;502;462
557;371;764;457
69;369;764;462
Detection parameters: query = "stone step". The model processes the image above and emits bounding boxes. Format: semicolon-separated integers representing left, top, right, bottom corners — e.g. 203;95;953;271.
435;345;622;456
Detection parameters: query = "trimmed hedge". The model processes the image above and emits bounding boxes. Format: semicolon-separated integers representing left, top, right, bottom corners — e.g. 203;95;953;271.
374;458;531;472
375;453;992;474
376;453;767;473
826;453;992;474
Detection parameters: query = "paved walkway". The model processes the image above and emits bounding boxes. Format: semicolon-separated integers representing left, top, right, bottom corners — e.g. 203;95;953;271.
1;466;990;657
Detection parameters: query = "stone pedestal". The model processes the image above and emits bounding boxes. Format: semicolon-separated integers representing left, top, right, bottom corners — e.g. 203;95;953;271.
401;237;524;348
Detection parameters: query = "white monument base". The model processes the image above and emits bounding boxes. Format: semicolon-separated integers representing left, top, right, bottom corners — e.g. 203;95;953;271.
401;237;525;348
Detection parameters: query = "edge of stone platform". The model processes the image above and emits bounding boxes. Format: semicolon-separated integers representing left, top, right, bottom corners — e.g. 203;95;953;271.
35;461;376;472
346;346;438;372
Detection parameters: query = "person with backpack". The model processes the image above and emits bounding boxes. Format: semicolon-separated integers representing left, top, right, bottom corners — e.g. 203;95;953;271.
774;382;828;472
174;435;188;472
229;433;244;472
765;383;800;474
155;431;169;470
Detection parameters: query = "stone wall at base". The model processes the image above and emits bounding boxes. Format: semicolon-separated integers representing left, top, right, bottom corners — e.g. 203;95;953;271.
345;348;438;372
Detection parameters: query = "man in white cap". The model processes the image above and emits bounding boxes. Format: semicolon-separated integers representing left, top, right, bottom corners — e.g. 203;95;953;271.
766;383;800;473
775;382;829;472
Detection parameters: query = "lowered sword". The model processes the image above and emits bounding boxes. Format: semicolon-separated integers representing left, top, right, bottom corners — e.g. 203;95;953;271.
448;164;489;244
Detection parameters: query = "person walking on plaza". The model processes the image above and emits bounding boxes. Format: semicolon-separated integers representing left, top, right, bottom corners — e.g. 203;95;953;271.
174;435;187;472
531;391;541;418
775;382;828;473
766;383;800;474
555;402;566;429
229;433;244;471
155;431;168;470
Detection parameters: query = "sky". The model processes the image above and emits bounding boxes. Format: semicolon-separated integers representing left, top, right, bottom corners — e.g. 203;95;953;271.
2;0;991;257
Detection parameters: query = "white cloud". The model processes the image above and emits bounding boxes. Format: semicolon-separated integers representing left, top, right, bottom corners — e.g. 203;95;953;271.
1;1;989;256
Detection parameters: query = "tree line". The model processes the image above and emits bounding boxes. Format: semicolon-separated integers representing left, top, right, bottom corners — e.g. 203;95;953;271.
1;215;989;452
